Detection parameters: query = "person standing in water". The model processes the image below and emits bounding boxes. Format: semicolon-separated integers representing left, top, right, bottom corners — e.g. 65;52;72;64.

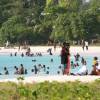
61;42;70;75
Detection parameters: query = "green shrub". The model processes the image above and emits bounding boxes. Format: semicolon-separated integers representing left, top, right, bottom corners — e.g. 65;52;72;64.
0;81;100;100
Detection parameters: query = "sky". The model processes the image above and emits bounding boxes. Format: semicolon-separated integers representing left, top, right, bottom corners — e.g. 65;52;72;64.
86;0;90;2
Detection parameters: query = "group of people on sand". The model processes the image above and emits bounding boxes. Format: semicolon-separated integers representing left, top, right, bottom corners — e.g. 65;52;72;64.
71;55;100;75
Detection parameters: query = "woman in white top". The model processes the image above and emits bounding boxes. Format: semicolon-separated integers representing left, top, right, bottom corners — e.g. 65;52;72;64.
77;61;88;75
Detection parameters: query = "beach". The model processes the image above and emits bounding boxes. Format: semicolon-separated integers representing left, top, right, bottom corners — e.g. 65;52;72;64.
0;46;100;83
0;75;100;83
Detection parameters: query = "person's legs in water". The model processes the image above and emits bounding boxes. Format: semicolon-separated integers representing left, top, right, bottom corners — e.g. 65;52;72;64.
63;64;67;75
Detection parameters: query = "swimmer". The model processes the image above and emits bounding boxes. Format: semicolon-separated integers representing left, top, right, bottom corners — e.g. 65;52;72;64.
4;67;9;75
43;65;46;72
25;69;27;74
47;67;49;70
32;59;36;62
31;69;34;72
57;71;60;74
46;71;49;74
19;64;24;74
10;53;12;56
58;66;61;69
14;67;19;74
71;61;74;68
51;59;53;62
34;65;38;74
21;53;24;57
15;52;17;56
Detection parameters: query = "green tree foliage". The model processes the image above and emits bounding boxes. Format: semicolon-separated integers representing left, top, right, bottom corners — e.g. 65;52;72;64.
0;0;100;45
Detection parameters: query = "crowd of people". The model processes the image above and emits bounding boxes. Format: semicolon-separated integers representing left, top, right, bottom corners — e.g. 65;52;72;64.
10;52;42;57
0;41;100;76
60;41;100;76
0;60;63;75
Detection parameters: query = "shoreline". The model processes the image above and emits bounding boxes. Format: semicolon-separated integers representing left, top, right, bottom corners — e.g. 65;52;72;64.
0;46;100;55
0;75;100;83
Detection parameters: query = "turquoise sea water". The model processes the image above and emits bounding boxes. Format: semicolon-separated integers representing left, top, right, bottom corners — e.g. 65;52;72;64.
0;54;99;79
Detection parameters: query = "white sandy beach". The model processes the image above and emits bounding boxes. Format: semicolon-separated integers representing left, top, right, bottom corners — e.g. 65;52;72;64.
0;46;100;83
0;75;100;83
0;46;100;56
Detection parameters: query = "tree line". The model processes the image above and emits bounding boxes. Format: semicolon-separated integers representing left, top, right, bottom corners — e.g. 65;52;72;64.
0;0;100;45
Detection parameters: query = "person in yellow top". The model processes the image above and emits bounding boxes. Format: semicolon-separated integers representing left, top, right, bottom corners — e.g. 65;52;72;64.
93;57;98;65
90;57;98;75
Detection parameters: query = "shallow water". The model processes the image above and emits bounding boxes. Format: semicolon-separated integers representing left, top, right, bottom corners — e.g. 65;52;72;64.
0;54;99;79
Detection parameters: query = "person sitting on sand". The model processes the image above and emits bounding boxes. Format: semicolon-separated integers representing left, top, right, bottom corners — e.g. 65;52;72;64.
93;57;98;65
90;57;99;75
77;61;88;75
91;63;100;75
71;61;88;75
96;63;100;75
